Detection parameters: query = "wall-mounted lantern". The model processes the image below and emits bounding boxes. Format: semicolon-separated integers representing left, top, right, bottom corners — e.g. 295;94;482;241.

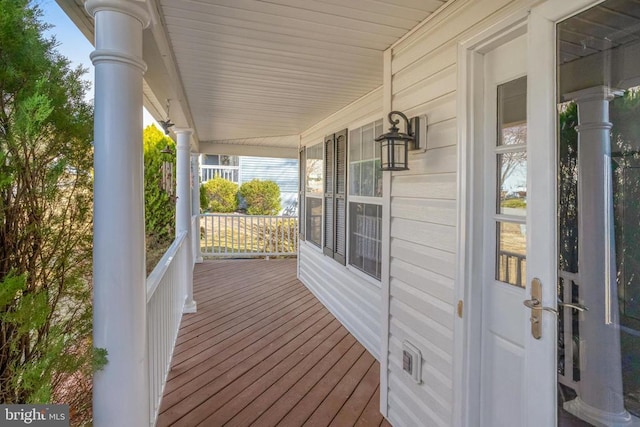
375;110;421;171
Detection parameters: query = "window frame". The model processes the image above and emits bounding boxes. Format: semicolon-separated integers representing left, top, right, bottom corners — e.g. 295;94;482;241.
304;142;324;248
346;119;384;281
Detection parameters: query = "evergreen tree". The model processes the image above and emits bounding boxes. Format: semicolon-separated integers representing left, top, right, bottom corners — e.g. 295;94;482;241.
0;0;96;422
143;125;176;270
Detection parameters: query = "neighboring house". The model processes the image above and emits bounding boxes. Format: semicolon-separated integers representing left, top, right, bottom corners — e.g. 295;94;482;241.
200;154;299;214
62;0;640;426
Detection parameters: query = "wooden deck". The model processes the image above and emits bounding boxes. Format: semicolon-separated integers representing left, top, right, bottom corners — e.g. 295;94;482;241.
157;258;391;426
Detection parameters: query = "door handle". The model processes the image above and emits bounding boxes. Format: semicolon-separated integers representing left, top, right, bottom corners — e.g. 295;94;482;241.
557;300;589;313
524;278;590;340
522;298;589;315
524;278;545;339
523;297;558;315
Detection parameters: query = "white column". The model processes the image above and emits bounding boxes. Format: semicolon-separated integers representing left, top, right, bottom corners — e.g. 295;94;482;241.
191;153;203;263
86;1;150;426
563;86;633;426
176;129;197;313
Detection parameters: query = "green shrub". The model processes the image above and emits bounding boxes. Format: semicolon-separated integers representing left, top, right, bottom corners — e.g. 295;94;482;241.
239;179;282;215
199;184;208;212
143;125;175;257
203;177;239;212
0;0;96;419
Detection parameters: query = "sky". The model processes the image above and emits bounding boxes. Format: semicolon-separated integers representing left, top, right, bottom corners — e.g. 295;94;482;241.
37;0;159;128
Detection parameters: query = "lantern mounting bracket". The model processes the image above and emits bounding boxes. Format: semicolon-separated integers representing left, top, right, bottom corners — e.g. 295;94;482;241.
375;110;423;171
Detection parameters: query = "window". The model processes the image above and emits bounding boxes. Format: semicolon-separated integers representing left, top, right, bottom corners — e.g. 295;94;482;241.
298;147;306;240
348;120;383;279
305;143;323;247
324;130;348;264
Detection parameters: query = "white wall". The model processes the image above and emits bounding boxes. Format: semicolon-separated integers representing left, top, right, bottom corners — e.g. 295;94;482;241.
298;88;383;359
385;0;522;426
296;0;526;425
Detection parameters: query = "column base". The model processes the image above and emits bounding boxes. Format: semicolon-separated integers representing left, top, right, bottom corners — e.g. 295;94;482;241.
196;256;204;264
183;299;197;314
564;397;640;426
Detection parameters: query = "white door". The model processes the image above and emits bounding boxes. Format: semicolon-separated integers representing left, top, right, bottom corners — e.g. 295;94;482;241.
475;2;640;426
478;32;557;427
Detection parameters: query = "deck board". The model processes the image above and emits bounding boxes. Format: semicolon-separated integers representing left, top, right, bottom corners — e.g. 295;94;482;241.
157;258;391;426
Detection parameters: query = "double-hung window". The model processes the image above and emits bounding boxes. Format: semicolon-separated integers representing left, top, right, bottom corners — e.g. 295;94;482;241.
348;120;383;280
304;143;323;247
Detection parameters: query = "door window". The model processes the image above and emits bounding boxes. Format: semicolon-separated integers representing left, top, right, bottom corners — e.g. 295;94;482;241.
495;77;527;288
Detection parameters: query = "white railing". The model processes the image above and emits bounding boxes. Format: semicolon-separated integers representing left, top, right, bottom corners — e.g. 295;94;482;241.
146;231;188;424
200;165;240;183
200;213;298;257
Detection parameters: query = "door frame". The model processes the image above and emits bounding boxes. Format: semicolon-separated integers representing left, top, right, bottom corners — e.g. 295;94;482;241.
454;1;604;426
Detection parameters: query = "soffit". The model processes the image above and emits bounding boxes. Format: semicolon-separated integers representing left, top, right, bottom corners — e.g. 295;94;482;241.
157;0;447;143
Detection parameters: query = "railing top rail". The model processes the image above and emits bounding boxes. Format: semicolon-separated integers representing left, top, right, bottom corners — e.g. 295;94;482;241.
146;231;187;303
200;165;239;169
199;213;297;219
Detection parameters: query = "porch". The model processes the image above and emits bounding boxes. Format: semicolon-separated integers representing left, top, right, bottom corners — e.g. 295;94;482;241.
156;258;391;427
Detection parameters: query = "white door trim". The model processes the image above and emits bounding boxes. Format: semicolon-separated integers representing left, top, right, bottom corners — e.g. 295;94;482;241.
454;10;528;427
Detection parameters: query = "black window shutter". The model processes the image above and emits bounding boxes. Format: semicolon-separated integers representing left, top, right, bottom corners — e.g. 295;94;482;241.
321;130;347;264
334;129;347;265
298;147;306;241
323;134;335;256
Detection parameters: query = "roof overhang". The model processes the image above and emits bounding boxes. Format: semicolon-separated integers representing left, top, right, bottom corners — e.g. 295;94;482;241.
56;0;450;156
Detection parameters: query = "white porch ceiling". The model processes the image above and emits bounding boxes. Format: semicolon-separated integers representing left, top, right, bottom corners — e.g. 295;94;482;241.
158;0;447;144
57;0;449;152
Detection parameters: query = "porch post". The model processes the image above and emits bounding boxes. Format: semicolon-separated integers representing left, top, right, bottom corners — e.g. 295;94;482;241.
86;0;150;426
176;129;197;313
563;86;632;425
191;153;203;263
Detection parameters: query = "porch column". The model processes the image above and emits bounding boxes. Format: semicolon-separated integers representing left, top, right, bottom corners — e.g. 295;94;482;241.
176;129;197;313
86;1;150;426
563;86;632;425
191;153;203;263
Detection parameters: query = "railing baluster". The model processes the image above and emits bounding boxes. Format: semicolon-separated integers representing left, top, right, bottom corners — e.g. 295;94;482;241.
146;232;188;425
197;213;298;258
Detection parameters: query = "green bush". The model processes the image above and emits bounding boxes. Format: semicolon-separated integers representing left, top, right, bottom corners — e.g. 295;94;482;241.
239;179;282;215
199;184;208;212
203;177;239;212
143;125;175;258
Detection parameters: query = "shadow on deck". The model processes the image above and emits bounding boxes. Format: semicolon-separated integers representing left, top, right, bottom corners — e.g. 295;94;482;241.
157;258;391;426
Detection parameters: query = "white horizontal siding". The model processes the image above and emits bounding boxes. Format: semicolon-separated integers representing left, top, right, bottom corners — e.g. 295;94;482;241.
298;242;380;359
238;156;299;193
385;0;517;425
296;83;384;365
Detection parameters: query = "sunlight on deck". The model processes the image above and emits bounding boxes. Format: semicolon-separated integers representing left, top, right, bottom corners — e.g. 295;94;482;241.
157;258;391;426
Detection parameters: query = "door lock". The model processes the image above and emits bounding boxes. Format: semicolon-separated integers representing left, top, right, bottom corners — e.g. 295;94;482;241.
523;278;545;339
523;278;589;339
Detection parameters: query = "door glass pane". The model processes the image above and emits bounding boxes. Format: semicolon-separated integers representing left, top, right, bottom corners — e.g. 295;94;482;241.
498;152;527;216
558;0;640;424
495;221;526;287
498;77;527;146
495;76;527;288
